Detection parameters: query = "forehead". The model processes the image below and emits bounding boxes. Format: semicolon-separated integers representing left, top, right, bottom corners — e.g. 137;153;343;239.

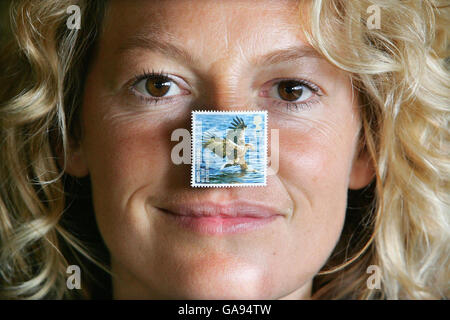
102;0;309;63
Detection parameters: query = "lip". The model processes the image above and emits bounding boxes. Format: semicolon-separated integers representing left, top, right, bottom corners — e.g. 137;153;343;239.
158;201;285;235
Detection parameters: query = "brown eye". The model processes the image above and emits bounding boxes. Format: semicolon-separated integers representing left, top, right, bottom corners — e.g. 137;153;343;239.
277;80;309;101
145;75;171;97
134;73;183;100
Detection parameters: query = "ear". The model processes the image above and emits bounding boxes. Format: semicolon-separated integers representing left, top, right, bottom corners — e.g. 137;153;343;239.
349;147;375;190
57;138;89;178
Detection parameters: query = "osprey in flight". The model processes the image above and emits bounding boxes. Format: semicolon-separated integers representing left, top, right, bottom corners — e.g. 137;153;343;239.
202;116;256;171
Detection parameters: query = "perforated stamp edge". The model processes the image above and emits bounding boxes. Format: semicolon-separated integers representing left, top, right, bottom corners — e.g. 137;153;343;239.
190;110;268;188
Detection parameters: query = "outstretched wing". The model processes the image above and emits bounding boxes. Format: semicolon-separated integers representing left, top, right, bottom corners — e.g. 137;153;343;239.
228;116;247;130
227;116;247;146
202;133;239;160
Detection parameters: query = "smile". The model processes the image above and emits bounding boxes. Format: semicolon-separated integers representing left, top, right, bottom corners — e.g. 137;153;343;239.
158;201;285;235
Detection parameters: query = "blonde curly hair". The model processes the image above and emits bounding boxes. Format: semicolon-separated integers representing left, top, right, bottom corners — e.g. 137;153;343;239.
0;0;448;299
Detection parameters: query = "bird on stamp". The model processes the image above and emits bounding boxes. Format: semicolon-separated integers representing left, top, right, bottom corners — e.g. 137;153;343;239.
202;116;256;172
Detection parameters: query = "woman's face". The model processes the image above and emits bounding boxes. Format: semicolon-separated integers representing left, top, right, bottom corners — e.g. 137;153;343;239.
67;0;373;299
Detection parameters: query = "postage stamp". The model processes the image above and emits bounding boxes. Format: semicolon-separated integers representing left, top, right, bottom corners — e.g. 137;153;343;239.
191;110;268;187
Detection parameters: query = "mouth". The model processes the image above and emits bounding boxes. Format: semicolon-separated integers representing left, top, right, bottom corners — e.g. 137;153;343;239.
157;201;285;235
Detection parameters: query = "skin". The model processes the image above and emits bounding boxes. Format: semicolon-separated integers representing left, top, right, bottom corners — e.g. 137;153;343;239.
66;0;374;299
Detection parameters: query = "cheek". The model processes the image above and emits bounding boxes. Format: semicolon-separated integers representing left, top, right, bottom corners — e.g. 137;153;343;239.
80;102;184;250
277;115;355;200
280;129;350;194
84;121;170;195
273;118;358;272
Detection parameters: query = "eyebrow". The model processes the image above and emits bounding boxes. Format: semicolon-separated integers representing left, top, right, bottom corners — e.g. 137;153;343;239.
116;33;323;66
116;33;197;65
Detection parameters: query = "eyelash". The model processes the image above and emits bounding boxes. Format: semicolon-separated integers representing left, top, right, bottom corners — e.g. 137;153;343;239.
129;69;180;106
267;79;322;112
129;70;322;110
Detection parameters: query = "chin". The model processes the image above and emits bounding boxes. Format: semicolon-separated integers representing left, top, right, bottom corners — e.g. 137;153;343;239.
169;265;275;299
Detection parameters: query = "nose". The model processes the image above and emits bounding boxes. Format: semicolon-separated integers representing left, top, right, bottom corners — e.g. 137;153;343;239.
193;58;254;111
